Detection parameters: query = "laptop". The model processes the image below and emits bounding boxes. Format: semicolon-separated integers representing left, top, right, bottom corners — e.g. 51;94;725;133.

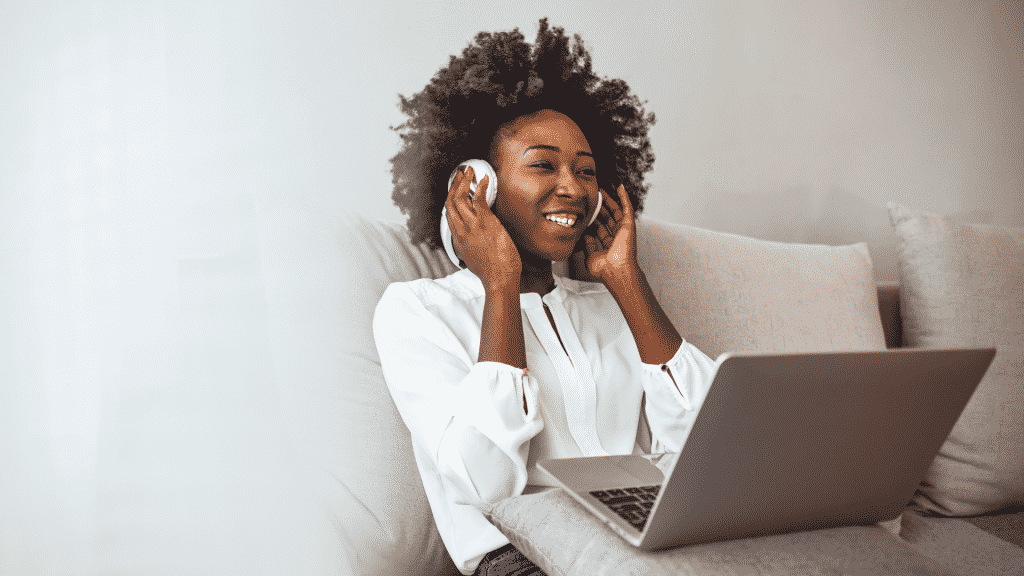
538;347;996;550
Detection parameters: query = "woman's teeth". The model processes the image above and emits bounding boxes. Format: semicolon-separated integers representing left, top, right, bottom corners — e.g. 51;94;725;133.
545;214;575;228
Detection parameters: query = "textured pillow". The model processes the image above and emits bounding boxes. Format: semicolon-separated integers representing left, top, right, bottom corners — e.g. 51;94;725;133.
486;490;948;576
632;217;887;357
258;203;460;576
888;202;1024;516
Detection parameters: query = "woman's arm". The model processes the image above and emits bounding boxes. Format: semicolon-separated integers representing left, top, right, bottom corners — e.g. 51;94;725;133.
479;283;526;369
373;284;542;507
581;185;717;450
603;266;682;366
582;184;683;366
446;167;527;370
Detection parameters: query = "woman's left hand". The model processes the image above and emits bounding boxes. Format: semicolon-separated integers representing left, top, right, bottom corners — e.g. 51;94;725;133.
584;183;684;365
583;184;640;286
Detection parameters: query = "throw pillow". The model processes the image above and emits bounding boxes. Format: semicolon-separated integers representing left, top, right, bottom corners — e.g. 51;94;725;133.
888;202;1024;516
486;490;945;576
632;217;887;358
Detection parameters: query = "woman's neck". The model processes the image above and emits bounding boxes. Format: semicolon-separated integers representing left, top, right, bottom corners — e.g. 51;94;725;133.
518;250;555;296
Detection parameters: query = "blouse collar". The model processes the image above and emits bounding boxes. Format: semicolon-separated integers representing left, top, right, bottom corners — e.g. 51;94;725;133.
451;268;606;310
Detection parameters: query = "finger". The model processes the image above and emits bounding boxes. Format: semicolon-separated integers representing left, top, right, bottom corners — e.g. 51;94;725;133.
445;194;467;228
447;166;463;199
596;215;614;241
473;175;490;212
451;167;476;215
597;220;614;247
597;203;617;233
448;167;466;204
599;201;616;227
603;187;621;216
446;170;472;226
615;184;633;219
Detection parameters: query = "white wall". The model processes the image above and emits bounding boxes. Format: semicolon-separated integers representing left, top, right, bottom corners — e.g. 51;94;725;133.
212;0;1019;281
22;1;1009;279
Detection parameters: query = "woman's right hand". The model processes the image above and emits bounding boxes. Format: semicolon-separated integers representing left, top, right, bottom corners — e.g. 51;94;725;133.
446;166;522;292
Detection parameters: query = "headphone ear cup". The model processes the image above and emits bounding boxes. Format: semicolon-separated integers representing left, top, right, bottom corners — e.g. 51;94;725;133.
439;206;462;268
447;160;498;207
441;160;499;268
587;190;603;227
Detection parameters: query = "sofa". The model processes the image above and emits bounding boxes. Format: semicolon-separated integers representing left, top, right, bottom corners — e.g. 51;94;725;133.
257;200;1023;576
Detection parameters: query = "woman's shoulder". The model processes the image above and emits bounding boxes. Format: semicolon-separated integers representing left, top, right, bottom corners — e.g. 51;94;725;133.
378;268;485;310
373;269;485;343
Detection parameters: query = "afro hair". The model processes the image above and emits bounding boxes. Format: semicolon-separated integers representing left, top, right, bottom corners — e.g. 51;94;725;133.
389;18;656;250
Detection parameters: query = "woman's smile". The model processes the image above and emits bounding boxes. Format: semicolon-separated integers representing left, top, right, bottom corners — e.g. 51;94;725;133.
489;109;600;263
544;214;576;228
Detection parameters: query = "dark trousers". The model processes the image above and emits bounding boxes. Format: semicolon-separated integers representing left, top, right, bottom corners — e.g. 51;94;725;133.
472;543;547;576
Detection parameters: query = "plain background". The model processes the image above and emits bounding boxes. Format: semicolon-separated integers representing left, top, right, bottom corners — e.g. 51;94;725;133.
0;2;1021;575
7;1;1019;280
160;1;1024;280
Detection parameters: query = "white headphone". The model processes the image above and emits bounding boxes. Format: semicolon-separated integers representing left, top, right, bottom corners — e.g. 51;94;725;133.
439;159;603;267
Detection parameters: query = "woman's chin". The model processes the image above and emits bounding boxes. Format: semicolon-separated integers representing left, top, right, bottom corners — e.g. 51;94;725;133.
544;242;581;264
519;244;576;267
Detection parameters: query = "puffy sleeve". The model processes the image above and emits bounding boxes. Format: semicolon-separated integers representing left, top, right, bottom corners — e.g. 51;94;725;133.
372;283;544;510
638;340;717;454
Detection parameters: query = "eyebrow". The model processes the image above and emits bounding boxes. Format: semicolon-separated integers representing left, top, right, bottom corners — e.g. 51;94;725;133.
523;144;594;158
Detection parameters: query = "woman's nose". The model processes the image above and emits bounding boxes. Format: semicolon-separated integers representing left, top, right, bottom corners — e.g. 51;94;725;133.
555;168;585;198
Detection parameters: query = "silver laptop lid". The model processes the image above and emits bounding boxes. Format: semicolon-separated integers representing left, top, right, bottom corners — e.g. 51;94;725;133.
639;347;995;550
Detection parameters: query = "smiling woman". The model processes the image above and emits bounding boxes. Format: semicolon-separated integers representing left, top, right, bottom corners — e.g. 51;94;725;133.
389;19;656;256
489;110;599;266
374;20;718;576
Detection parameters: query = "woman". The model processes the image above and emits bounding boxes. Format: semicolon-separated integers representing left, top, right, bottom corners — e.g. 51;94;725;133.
374;20;716;576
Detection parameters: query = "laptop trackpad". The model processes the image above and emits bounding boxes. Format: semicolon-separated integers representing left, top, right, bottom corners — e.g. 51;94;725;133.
578;455;665;488
539;454;668;491
620;454;667;485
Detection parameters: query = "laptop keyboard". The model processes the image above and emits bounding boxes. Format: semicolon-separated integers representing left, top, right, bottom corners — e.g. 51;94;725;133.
589;485;660;531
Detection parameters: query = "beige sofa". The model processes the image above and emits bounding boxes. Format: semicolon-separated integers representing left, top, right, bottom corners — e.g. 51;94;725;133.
258;201;1022;576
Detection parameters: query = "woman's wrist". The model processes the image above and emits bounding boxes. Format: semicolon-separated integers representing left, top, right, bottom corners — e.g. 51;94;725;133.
601;262;645;297
479;279;527;369
604;264;683;365
482;274;521;297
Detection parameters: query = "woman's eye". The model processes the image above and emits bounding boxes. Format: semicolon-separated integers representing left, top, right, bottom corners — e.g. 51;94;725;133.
531;161;555;170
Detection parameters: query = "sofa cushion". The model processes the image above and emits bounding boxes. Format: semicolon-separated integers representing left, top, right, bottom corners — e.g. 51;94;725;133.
486;489;955;576
888;202;1024;517
258;204;460;576
633;217;887;357
898;510;1024;576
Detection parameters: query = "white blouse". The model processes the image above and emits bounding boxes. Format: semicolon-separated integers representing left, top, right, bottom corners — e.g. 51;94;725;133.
372;268;717;575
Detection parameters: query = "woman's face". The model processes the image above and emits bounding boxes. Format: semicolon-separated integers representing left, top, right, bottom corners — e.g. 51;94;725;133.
488;109;600;264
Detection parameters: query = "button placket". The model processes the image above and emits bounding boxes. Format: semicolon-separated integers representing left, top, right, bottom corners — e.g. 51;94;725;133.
523;303;595;454
545;296;605;455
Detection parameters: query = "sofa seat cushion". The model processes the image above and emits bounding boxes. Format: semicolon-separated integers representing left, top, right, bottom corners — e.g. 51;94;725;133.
963;506;1024;549
486;490;956;576
888;203;1024;517
898;509;1024;576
